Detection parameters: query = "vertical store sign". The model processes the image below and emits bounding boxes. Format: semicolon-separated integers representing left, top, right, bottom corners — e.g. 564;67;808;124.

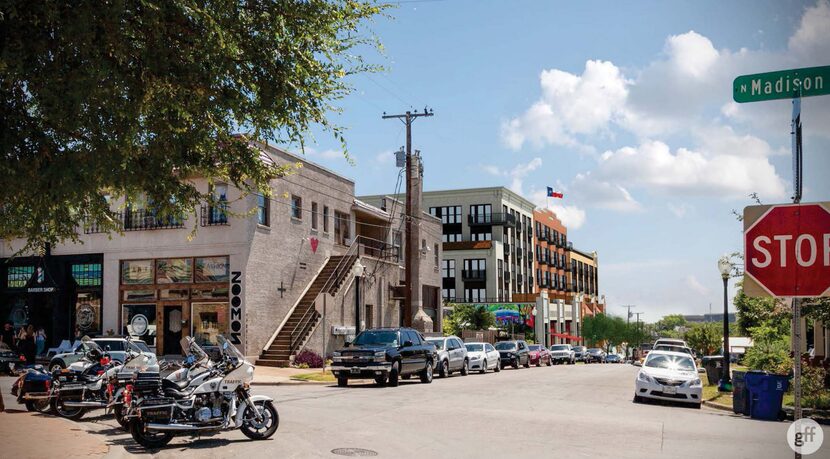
230;271;243;345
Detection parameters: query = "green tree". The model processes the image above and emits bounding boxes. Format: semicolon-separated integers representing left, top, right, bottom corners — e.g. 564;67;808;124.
653;314;687;338
581;313;609;348
443;303;495;337
684;323;721;356
1;0;387;253
733;287;790;338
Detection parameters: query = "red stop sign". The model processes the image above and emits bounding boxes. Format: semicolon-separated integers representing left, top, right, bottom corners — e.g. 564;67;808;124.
744;203;830;297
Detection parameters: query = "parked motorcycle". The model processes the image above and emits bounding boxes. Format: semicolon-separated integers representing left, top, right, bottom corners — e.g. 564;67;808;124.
50;337;118;420
11;364;52;412
127;335;278;448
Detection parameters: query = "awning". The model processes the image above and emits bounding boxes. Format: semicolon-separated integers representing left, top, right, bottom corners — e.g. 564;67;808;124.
551;332;582;341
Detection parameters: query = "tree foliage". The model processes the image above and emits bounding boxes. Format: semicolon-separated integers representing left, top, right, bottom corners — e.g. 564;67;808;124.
653;314;686;339
684;323;721;356
581;313;631;352
443;303;496;337
733;287;790;337
1;0;387;253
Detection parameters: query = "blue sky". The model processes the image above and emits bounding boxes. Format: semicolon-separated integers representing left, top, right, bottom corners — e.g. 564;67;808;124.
293;0;830;322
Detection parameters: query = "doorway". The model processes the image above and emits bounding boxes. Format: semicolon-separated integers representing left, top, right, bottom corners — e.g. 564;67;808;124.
163;305;183;355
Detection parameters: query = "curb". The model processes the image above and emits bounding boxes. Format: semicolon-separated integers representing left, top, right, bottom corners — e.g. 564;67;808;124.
703;400;734;412
251;379;333;386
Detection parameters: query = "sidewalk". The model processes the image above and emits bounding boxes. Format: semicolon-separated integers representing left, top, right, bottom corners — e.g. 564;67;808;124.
0;409;109;458
252;366;331;385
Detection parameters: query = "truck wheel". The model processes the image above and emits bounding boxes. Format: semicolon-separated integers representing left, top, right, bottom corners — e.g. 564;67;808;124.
512;360;519;369
419;360;433;384
387;361;399;387
337;377;348;387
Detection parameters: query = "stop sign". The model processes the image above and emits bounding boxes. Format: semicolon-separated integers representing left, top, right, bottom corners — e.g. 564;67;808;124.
744;202;830;298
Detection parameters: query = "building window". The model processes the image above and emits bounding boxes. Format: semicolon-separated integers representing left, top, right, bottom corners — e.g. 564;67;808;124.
334;211;350;245
191;302;229;347
311;202;318;230
72;263;102;287
443;232;461;242
121;260;154;284
442;288;456;301
471;231;492;241
434;244;439;267
156;258;193;284
8;266;34;288
464;288;486;302
291;195;302;220
442;259;456;278
257;194;269;226
208;183;229;224
323;206;330;232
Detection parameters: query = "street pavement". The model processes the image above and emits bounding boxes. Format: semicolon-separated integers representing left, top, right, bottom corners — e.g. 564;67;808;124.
1;364;826;458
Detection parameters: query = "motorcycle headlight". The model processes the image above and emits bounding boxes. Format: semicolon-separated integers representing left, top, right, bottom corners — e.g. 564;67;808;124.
637;372;653;383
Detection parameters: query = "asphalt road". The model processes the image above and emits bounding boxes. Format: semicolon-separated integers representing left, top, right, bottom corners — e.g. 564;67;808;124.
2;363;825;458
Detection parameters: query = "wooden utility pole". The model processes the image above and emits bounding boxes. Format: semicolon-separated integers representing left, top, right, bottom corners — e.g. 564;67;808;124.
382;108;433;327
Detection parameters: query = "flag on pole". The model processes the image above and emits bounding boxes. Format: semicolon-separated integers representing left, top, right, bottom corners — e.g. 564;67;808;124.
546;187;564;199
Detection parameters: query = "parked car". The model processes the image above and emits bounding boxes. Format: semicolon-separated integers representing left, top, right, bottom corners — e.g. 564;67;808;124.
605;354;623;363
549;344;575;365
634;350;702;408
48;337;156;372
572;345;588;362
495;340;530;369
464;342;501;374
585;348;606;363
527;344;552;367
654;338;688;348
0;342;20;374
331;328;436;387
653;344;694;356
426;335;469;378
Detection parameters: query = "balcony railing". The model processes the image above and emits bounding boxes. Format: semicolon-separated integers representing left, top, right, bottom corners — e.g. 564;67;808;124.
538;279;549;288
461;269;487;281
515;248;523;260
503;242;511;253
468;213;516;227
515;222;523;233
124;209;185;231
201;204;229;226
538;255;549;265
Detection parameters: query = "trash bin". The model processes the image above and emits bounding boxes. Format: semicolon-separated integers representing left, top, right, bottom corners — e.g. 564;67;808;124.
701;356;723;386
732;370;749;415
745;371;790;421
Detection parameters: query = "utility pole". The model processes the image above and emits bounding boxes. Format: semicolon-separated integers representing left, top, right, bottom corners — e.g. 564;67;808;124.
621;305;635;359
634;312;644;355
382;108;434;330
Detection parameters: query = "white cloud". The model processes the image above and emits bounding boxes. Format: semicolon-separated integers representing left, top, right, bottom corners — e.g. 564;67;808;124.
568;173;643;212
789;0;830;61
685;275;711;296
667;202;692;218
528;188;587;229
482;157;543;195
374;150;395;166
665;31;720;79
305;148;345;161
595;140;787;200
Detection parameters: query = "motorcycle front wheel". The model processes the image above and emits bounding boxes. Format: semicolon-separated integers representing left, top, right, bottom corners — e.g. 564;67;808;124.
129;419;173;448
240;400;279;440
51;397;85;420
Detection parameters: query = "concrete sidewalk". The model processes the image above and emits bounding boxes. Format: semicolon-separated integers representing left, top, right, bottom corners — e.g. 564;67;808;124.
0;409;109;458
252;366;331;385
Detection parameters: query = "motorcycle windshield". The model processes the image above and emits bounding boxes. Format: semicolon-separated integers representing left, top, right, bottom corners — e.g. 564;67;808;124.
217;335;245;361
123;354;151;371
180;336;210;364
81;336;103;353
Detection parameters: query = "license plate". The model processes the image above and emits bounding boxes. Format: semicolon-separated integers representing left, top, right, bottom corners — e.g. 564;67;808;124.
663;386;677;395
350;367;360;374
58;376;67;381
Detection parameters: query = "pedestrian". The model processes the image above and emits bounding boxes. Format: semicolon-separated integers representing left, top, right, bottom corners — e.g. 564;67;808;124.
35;327;46;357
19;325;36;366
1;321;15;352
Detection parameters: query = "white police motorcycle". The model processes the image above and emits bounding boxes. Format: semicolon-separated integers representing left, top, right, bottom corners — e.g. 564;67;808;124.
127;335;278;448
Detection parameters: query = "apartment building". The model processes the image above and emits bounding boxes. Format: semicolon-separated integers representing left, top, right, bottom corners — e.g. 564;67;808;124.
568;247;605;322
1;142;442;364
533;209;569;300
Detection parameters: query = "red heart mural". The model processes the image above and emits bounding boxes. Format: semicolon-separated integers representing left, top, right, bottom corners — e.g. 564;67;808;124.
309;237;319;253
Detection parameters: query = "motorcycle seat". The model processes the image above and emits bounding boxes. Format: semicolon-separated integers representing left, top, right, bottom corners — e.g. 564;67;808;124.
162;378;190;391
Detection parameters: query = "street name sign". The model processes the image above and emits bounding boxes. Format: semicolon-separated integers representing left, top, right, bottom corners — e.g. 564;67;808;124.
743;202;830;298
733;65;830;103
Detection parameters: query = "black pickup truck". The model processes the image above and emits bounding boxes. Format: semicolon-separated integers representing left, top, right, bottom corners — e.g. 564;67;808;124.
331;327;436;387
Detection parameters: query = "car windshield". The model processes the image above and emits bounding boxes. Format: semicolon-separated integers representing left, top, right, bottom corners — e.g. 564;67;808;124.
645;354;696;371
655;345;690;354
427;339;445;350
134;341;151;352
495;342;516;351
95;340;125;351
588;348;601;353
353;330;399;347
465;344;484;352
551;345;569;351
528;345;542;351
573;346;586;352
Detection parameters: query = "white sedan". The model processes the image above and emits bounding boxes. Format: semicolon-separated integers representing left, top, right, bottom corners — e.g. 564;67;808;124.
634;350;702;408
464;342;501;374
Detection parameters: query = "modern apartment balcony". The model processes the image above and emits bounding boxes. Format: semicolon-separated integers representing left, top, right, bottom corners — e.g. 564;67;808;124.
515;248;523;260
538;255;549;265
443;240;493;251
468;213;516;227
538;279;549;288
503;242;511;253
461;269;487;281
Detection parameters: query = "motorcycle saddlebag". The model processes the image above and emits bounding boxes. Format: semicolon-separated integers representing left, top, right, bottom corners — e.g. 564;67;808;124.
23;372;51;394
132;372;161;393
139;397;174;423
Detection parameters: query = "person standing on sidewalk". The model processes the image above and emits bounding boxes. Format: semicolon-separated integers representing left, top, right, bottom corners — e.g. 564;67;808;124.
19;325;36;366
35;327;46;357
1;321;15;352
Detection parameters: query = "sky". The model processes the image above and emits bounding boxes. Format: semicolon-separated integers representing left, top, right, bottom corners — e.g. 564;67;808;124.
292;0;830;322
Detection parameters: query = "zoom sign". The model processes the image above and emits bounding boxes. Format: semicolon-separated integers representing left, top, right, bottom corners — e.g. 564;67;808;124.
230;271;243;345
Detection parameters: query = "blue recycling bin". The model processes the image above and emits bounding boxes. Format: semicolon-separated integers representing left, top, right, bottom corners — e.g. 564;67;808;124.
744;371;790;421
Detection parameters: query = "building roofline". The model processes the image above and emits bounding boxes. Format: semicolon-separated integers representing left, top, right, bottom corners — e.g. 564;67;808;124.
569;247;596;260
252;141;355;186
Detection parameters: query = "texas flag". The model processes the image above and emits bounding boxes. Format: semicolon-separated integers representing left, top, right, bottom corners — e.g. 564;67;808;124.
546;187;564;199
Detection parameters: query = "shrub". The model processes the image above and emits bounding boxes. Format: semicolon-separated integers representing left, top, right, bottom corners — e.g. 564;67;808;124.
802;366;830;409
294;349;324;368
743;337;792;374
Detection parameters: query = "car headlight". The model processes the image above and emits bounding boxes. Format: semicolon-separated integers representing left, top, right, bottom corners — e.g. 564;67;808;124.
637;372;653;383
687;378;702;387
470;355;481;360
372;351;386;362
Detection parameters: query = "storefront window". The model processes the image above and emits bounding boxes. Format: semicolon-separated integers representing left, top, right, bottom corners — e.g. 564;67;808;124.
191;287;229;299
159;289;189;299
72;264;102;287
156;258;193;283
122;304;157;346
122;260;153;284
194;256;229;282
7;266;34;288
75;292;102;335
191;302;228;346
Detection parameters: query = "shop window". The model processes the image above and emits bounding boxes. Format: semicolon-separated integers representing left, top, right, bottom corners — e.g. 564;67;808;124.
195;256;229;282
121;260;153;284
72;263;102;287
123;290;156;301
156;258;193;283
122;304;157;346
191;287;229;299
191;303;229;346
7;266;34;288
75;292;102;335
159;289;190;299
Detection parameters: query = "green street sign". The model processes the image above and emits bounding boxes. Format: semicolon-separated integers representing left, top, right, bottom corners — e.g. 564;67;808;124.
733;65;830;103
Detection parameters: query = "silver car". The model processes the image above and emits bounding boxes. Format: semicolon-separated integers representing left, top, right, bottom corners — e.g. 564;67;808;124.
549;344;575;364
426;336;469;378
49;337;156;371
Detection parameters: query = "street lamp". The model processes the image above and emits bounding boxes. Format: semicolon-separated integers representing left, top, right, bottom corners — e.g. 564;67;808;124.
717;255;733;391
354;259;366;335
